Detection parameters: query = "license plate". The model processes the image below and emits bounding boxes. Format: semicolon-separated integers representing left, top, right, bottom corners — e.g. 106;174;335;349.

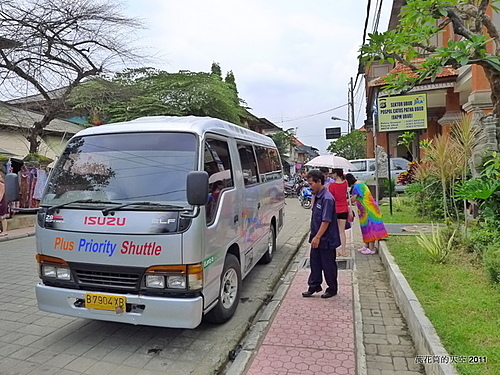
85;293;126;312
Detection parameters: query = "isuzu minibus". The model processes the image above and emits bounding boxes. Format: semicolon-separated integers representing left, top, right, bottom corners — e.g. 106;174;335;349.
8;116;285;328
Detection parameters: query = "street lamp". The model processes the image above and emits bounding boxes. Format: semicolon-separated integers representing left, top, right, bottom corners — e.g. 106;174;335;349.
331;116;351;134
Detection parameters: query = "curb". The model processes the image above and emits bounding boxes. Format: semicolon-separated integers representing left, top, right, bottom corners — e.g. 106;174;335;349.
352;259;367;375
224;232;309;375
379;241;458;375
0;229;35;243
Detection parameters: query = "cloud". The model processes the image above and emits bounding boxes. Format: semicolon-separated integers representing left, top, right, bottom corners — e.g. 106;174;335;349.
123;0;393;152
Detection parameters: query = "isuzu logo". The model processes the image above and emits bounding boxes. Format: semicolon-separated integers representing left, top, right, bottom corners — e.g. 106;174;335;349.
83;217;127;226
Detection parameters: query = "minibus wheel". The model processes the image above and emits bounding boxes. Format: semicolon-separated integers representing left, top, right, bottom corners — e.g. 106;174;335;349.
205;254;241;324
260;224;276;264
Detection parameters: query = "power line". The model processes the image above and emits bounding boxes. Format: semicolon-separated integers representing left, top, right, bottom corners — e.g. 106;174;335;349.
354;0;372;90
274;103;349;123
373;0;384;33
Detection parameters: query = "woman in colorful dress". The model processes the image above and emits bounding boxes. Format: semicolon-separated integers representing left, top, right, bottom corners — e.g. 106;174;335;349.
345;173;388;255
328;168;349;257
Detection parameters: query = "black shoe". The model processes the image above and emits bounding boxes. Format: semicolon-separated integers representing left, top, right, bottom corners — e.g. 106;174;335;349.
302;287;322;297
321;291;337;299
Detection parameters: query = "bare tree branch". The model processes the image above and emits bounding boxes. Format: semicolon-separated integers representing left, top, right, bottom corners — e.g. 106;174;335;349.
481;14;500;55
411;43;437;53
0;0;143;152
447;6;475;40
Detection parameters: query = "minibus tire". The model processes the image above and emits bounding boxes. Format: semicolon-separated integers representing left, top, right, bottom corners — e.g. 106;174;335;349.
205;254;241;324
260;224;276;264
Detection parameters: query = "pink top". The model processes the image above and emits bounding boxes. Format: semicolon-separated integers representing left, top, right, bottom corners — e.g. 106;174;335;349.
328;180;349;213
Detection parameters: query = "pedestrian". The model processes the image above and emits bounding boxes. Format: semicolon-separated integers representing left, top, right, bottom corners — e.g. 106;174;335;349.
319;167;334;189
345;173;388;255
328;168;349;257
0;173;9;237
302;169;340;299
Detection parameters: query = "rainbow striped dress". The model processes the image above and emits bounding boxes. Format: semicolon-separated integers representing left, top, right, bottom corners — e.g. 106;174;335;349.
351;182;388;243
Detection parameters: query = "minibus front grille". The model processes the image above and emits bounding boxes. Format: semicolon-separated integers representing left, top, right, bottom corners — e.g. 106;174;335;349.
70;263;144;291
75;270;140;289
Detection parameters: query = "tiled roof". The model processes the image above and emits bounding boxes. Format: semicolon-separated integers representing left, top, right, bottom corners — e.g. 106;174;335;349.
370;58;459;87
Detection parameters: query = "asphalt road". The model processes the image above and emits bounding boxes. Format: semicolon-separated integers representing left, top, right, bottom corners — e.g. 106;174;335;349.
0;199;310;375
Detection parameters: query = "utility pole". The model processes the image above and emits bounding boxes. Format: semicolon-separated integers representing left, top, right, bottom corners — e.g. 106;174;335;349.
349;77;355;133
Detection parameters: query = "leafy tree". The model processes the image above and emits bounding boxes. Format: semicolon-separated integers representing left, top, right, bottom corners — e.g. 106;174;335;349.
211;62;222;78
268;130;296;162
69;67;250;125
327;130;366;159
0;0;141;152
360;0;500;147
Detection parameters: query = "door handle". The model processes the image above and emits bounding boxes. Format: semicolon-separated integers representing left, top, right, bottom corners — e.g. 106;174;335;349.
234;215;239;224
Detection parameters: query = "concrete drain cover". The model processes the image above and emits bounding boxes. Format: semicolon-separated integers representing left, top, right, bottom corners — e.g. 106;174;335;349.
299;257;353;270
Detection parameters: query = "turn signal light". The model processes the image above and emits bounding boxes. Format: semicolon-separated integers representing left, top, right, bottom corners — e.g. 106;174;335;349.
36;254;68;266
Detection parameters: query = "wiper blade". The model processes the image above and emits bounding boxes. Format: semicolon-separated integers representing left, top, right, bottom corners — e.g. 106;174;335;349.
102;201;185;215
47;199;120;212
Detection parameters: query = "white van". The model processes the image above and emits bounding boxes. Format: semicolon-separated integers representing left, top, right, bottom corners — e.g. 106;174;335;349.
348;157;409;192
17;116;285;329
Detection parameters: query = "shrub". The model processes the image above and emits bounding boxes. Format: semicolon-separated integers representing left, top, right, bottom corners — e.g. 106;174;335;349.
417;224;456;263
483;245;500;284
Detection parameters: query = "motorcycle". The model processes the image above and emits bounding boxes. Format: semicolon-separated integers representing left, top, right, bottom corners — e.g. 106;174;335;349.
298;183;313;209
284;180;298;198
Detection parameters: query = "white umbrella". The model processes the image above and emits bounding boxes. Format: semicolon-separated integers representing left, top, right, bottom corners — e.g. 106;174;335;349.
305;155;357;170
209;169;231;183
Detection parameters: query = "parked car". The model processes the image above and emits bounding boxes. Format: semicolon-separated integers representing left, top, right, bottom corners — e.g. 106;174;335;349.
347;157;409;193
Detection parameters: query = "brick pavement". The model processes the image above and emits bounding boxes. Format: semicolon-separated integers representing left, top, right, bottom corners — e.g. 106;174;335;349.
355;251;424;375
247;269;355;375
0;199;311;375
245;221;426;375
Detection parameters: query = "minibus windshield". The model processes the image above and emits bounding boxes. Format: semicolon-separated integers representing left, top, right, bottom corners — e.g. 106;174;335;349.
42;132;198;208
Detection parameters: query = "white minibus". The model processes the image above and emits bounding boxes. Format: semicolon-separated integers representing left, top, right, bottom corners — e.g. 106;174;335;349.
12;116;285;328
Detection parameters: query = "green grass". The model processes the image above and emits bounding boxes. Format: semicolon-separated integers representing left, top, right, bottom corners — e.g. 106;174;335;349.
387;236;500;375
379;196;435;224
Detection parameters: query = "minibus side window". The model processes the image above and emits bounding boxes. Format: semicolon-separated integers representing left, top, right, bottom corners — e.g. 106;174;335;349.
237;144;259;187
204;139;233;224
256;146;282;182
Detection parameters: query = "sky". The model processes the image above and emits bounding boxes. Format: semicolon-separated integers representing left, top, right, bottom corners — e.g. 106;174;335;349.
123;0;393;153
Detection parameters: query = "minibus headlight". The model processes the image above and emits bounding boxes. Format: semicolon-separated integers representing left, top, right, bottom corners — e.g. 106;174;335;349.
146;275;165;289
167;275;186;289
56;267;71;280
42;265;57;278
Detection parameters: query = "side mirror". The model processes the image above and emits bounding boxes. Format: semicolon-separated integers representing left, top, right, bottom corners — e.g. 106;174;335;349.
5;173;19;202
186;171;209;206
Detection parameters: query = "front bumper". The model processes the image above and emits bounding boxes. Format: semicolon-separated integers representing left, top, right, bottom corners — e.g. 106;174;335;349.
35;283;203;329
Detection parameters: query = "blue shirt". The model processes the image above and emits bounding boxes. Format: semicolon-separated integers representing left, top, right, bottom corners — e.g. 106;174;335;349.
309;187;341;249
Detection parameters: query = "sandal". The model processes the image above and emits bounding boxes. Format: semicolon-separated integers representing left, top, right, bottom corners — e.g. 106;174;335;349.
360;248;376;255
357;246;368;253
0;233;8;237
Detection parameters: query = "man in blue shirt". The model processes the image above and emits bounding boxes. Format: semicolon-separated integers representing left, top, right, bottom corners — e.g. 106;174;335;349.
302;169;340;298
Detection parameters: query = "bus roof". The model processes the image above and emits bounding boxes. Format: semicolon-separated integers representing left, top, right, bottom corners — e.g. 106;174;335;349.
74;116;277;148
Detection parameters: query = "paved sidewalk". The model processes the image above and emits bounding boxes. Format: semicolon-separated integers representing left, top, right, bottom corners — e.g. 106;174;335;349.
0;226;35;243
246;241;356;375
244;220;425;375
355;251;424;375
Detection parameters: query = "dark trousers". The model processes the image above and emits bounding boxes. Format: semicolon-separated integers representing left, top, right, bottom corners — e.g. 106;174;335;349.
308;247;338;294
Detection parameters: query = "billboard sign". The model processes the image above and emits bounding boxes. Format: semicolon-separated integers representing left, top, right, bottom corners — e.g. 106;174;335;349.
325;127;342;139
377;94;427;132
